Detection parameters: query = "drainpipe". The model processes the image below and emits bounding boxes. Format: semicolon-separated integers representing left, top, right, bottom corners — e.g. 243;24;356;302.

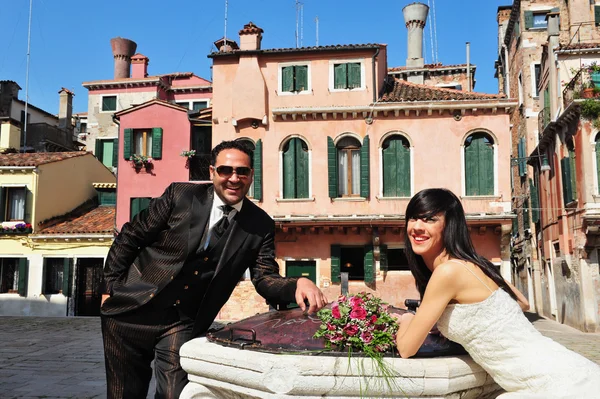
502;43;510;97
466;42;471;92
372;47;380;104
111;114;120;235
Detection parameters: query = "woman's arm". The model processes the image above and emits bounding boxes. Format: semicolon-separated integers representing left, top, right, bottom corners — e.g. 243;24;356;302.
504;280;530;311
396;264;458;358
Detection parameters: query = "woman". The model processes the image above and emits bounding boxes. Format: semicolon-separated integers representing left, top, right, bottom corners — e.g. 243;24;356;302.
396;188;600;398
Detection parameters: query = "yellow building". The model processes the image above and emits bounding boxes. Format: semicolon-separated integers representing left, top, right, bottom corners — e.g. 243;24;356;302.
0;152;115;316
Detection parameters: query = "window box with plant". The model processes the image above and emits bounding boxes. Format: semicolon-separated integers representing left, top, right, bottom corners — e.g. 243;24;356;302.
0;222;32;234
129;154;153;171
580;98;600;130
180;150;196;158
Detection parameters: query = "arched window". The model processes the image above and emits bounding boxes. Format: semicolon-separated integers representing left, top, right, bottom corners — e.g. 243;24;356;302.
337;136;362;196
464;133;494;196
382;135;411;197
282;137;309;199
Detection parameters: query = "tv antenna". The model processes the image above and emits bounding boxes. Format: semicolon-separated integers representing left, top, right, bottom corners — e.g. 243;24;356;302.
295;0;304;48
315;16;319;46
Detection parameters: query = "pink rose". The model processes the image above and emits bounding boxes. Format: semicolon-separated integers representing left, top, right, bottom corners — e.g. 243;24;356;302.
343;324;359;336
350;296;364;307
361;331;373;344
331;304;341;319
350;307;367;320
327;323;336;331
330;333;344;343
370;315;378;324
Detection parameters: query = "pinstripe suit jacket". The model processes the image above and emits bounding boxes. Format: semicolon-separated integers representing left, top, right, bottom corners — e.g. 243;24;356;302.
101;183;298;336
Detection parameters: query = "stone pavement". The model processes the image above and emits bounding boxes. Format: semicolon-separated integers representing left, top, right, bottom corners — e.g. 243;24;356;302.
0;314;599;399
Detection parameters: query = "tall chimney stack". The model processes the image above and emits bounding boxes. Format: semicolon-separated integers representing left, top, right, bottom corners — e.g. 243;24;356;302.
110;37;137;79
58;88;74;131
403;2;429;79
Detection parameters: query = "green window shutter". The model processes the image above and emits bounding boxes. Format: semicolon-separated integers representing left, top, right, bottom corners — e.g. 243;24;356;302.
523;198;530;226
524;11;534;29
518;138;526;176
364;245;374;283
131;198;151;221
569;150;577;201
512;212;518;236
95;139;104;161
331;245;341;283
41;258;48;295
295;139;309;198
282;66;294;92
62;258;72;297
397;139;411;197
514;20;520;40
529;178;539;223
23;188;29;224
151;127;163;159
380;244;388;273
595;5;600;26
123;128;133;160
112;138;119;168
383;140;397;197
283;139;297;199
360;135;370;198
348;63;361;89
560;158;573;205
465;135;493;196
295;65;308;91
327;137;338;198
18;258;28;297
253;139;263;201
334;64;347;89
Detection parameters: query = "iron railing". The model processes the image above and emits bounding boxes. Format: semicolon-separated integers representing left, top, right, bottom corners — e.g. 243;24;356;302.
188;153;211;181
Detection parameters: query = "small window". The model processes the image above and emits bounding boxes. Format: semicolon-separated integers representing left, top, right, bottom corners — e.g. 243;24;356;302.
337;137;361;197
533;64;541;98
192;101;208;111
4;187;26;221
133;130;153;157
333;62;362;90
0;258;19;294
95;138;117;169
532;13;548;29
101;96;117;112
281;65;309;93
43;258;65;295
464;133;495;196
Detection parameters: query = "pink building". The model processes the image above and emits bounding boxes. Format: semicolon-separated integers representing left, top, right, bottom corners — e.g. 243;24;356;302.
209;19;517;320
82;38;212;173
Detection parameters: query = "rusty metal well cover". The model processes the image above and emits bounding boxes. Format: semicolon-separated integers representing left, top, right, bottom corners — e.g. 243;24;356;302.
206;306;466;358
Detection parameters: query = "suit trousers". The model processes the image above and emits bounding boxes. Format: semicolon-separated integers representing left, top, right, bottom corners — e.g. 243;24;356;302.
101;314;194;399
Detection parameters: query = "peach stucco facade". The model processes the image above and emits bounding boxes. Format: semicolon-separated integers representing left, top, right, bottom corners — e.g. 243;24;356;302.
209;23;517;318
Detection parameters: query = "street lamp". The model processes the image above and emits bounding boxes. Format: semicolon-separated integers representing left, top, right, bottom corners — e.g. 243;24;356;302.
510;154;551;172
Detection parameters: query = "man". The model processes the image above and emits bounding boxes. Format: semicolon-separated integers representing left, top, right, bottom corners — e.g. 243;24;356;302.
101;140;327;399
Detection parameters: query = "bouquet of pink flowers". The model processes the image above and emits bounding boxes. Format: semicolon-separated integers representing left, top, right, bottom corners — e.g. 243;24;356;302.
313;292;399;358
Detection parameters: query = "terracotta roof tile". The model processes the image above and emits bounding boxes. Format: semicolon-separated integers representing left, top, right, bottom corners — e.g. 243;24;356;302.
379;79;505;102
210;43;382;57
37;206;115;235
558;42;600;51
239;22;264;35
0;152;88;167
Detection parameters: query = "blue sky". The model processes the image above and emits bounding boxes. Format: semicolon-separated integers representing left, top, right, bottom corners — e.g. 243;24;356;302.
1;0;510;115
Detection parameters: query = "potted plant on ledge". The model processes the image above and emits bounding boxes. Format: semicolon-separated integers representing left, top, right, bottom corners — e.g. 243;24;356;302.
580;98;600;129
129;154;153;172
588;61;600;88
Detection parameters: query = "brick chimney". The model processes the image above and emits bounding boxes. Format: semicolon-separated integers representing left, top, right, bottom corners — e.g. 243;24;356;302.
0;81;21;117
131;54;149;78
238;22;263;51
58;88;74;131
110;37;137;79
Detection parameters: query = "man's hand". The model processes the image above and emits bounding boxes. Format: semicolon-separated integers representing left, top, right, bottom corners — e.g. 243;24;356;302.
295;278;328;314
101;294;110;307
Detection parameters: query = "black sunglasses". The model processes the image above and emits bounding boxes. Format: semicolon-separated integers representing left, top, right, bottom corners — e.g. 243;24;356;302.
215;165;252;177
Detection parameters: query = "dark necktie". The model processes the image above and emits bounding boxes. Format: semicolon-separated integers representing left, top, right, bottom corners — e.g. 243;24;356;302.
212;205;234;238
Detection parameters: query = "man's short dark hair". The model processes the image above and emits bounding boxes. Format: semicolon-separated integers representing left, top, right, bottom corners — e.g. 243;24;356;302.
211;140;254;166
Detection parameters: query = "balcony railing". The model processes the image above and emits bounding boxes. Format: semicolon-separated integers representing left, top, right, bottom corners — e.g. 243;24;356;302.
538;107;550;137
562;67;600;109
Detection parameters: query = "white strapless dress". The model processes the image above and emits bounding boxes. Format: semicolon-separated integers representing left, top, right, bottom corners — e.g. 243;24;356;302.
436;288;600;398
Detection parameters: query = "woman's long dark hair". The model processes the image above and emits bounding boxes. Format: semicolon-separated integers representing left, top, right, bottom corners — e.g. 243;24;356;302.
404;188;517;301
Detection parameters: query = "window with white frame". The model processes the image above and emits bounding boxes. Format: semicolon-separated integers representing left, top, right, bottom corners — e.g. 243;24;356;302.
337;136;362;196
133;129;153;157
43;258;65;295
330;60;364;91
532;63;541;98
101;95;117;112
175;100;209;111
279;63;311;94
464;133;495;196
